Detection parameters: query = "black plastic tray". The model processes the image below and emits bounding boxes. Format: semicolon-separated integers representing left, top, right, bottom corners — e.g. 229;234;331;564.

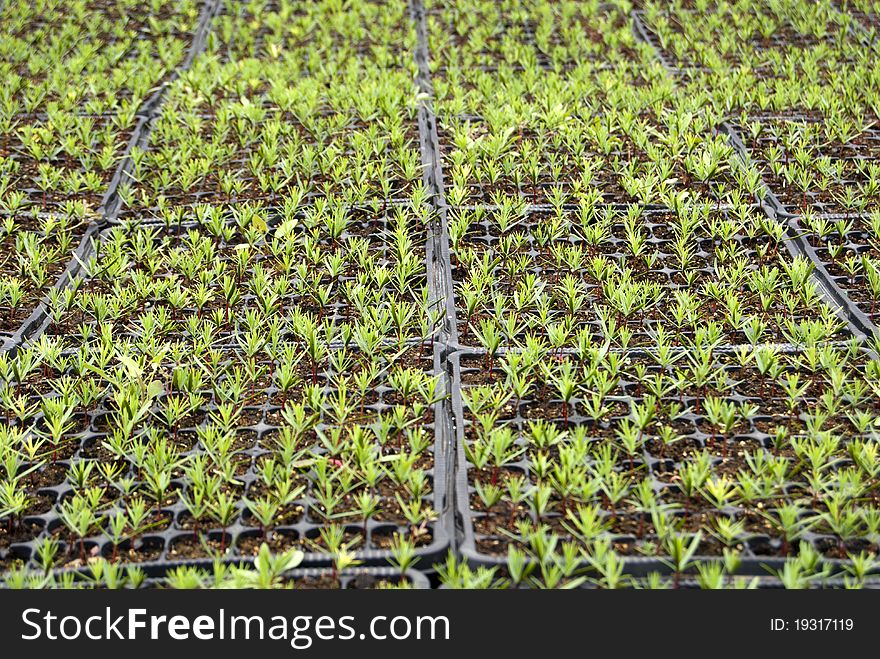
720;123;879;339
412;0;458;349
2;341;454;572
448;347;880;579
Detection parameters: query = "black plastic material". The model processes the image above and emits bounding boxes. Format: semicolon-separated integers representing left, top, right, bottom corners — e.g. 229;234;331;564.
719;123;878;339
412;0;459;349
2;342;453;573
448;348;879;579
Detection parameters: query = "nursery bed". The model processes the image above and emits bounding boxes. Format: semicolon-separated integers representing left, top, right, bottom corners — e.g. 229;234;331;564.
2;0;880;590
0;0;215;335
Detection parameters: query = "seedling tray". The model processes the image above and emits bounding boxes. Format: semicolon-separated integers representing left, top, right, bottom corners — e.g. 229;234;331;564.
446;202;860;352
720;123;880;339
729;113;880;216
791;211;880;325
109;0;421;225
1;342;453;573
0;224;99;356
449;345;880;580
38;209;444;348
425;0;636;74
634;7;880;346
